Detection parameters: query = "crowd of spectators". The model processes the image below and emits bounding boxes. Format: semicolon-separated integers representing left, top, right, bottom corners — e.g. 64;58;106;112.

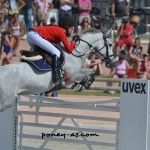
0;0;150;95
0;0;96;57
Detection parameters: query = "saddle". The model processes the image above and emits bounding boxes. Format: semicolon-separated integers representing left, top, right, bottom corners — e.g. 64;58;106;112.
21;43;65;67
20;43;70;82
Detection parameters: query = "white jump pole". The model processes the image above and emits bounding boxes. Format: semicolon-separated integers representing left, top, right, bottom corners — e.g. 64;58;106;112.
0;105;16;150
118;79;150;150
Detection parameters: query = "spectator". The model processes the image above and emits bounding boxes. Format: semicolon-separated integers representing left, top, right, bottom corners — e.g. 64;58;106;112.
23;0;34;33
137;52;150;79
8;13;25;56
84;54;103;75
78;0;92;25
49;16;57;25
77;17;90;33
59;0;74;19
32;0;54;26
111;0;129;29
6;0;25;31
109;52;130;94
93;19;100;29
1;0;9;30
8;0;25;15
0;1;5;32
0;31;14;65
113;17;134;56
129;37;143;62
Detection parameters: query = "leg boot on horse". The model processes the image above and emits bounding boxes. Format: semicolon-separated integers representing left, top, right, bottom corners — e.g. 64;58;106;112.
52;55;64;91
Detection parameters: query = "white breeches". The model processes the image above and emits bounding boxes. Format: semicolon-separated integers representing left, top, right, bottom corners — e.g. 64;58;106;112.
27;30;61;57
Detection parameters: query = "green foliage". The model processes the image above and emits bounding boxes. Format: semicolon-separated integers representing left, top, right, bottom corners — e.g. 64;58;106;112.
59;89;120;97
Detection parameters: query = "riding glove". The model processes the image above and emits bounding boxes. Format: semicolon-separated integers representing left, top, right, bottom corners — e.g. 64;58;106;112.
72;35;80;42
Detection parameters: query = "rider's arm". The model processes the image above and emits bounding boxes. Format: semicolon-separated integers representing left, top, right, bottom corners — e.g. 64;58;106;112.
60;32;75;53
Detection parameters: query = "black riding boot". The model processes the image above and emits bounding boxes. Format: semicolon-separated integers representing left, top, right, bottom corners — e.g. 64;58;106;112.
52;55;64;90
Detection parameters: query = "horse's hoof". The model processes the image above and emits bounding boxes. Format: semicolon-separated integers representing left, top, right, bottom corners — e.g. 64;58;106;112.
71;82;78;89
74;84;83;92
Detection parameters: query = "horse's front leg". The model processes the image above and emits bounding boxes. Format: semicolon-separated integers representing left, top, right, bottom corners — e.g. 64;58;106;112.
68;68;96;91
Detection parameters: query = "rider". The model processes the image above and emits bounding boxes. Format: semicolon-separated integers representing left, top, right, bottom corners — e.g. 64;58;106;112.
26;16;79;90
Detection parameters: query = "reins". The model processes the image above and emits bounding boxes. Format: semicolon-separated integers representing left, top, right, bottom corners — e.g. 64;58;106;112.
72;33;115;63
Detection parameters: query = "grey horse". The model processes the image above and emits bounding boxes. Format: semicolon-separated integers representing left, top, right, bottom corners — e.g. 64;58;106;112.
0;28;115;111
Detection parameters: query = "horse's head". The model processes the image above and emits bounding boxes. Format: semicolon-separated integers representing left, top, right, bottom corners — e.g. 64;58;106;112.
91;30;116;68
71;27;116;69
76;28;116;69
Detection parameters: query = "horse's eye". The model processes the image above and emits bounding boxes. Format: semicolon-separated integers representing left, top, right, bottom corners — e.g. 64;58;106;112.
109;44;112;47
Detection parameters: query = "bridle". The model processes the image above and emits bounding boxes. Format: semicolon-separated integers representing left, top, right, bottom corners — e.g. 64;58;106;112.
72;32;115;63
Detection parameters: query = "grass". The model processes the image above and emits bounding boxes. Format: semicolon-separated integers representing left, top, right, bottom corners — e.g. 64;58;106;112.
135;34;150;41
58;89;120;97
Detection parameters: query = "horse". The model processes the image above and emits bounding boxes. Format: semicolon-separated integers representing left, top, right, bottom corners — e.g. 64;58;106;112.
0;28;116;112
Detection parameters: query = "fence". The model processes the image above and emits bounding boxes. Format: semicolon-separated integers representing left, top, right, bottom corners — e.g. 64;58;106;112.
90;77;121;91
15;95;120;150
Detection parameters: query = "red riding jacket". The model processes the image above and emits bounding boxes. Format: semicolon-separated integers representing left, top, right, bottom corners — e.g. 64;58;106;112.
32;25;75;53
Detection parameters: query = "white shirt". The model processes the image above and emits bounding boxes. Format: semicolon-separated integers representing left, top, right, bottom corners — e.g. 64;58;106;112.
60;0;72;11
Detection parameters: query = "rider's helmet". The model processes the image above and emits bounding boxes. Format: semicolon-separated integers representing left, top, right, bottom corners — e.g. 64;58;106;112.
59;16;75;36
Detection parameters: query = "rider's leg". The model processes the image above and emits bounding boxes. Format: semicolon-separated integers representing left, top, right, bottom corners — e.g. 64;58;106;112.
52;54;64;87
27;31;61;57
27;30;64;88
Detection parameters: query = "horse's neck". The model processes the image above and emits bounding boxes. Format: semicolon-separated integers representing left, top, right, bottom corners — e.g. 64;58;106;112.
78;32;103;53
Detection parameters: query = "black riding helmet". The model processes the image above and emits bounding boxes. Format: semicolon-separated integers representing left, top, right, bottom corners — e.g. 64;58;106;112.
59;16;75;36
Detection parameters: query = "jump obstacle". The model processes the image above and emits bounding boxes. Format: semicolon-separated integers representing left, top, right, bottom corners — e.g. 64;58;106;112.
0;79;149;150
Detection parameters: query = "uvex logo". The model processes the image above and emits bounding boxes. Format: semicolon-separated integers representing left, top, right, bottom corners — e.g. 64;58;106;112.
122;82;146;94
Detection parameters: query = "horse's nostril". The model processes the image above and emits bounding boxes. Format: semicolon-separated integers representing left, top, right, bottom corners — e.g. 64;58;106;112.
109;44;112;47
